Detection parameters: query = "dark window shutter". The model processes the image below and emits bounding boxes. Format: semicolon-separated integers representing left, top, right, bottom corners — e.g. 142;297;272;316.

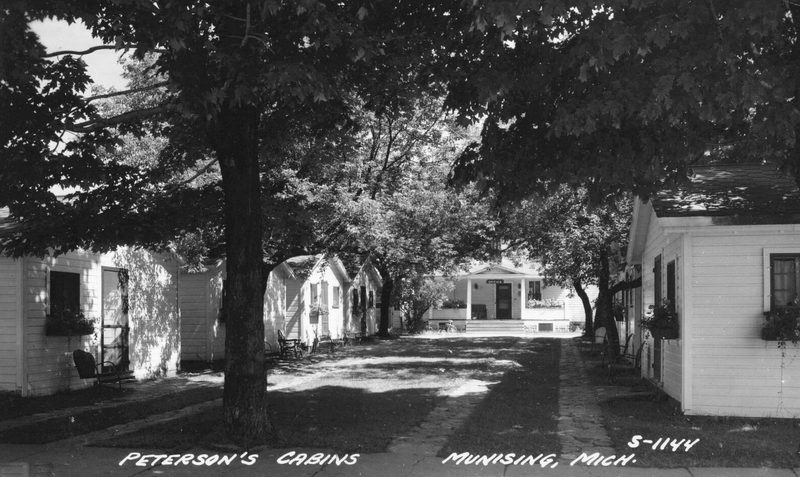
654;255;662;305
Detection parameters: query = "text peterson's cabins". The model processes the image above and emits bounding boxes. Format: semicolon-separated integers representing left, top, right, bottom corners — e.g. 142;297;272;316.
627;163;800;417
427;260;597;333
0;247;180;396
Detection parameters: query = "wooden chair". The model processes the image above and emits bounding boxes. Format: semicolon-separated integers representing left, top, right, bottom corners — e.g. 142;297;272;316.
608;342;644;383
593;326;607;353
72;349;127;389
603;333;633;366
277;330;303;358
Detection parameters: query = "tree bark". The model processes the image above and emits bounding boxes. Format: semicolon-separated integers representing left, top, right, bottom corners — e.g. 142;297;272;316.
573;278;594;335
595;250;620;358
378;276;393;337
213;105;268;448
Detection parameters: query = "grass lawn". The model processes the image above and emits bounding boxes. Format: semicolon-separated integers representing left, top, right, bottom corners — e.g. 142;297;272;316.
96;387;442;452
93;336;538;452
0;385;222;444
0;386;132;421
440;338;561;457
583;347;800;468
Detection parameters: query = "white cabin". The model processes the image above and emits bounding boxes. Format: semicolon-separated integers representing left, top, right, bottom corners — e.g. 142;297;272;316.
0;247;180;396
627;163;800;417
428;260;597;333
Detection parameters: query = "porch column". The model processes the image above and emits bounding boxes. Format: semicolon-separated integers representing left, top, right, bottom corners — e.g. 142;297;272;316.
520;279;525;320
466;277;472;320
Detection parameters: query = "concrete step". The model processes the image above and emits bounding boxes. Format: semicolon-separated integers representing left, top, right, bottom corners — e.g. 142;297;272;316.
465;320;526;334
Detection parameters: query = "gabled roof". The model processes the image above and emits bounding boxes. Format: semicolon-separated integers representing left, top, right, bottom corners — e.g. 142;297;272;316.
283;254;351;285
465;259;542;278
284;254;322;280
651;163;800;223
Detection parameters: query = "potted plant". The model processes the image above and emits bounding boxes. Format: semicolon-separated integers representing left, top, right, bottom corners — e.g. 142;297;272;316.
762;307;800;347
45;309;95;336
641;300;679;340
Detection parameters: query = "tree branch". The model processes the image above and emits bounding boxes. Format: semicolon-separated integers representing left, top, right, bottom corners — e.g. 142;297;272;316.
164;157;219;192
67;104;174;133
42;44;166;58
84;82;170;103
609;276;642;295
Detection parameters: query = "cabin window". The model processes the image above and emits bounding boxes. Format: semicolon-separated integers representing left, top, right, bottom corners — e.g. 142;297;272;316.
527;281;542;302
666;260;676;312
771;254;800;308
368;290;375;308
352;289;360;314
310;283;320;307
332;286;340;308
50;271;80;316
218;278;227;323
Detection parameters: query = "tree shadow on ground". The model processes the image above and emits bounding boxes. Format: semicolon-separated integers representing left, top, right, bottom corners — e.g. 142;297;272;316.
95;336;538;451
93;386;444;453
439;338;562;456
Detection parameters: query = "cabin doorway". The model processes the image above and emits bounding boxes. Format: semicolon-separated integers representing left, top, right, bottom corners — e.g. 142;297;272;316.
101;268;130;373
496;283;512;319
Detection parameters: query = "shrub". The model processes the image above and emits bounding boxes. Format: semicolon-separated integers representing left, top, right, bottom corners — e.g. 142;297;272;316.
46;310;95;336
762;307;800;347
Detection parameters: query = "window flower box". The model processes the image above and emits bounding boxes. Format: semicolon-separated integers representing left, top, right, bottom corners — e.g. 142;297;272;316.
45;310;95;336
641;300;679;340
762;307;800;346
526;298;563;309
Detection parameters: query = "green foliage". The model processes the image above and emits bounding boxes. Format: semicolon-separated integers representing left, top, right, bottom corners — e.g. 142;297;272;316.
440;299;466;309
641;300;680;338
45;310;95;336
448;1;800;199
504;186;630;291
526;298;563;309
399;277;455;333
762;307;800;348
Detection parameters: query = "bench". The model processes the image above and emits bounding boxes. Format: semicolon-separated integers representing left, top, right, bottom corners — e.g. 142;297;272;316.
278;330;303;358
313;334;347;353
72;349;130;389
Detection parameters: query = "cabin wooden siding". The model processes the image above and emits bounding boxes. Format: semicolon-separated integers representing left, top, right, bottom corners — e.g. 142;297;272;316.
0;256;21;392
639;203;683;400
264;268;286;350
688;225;800;417
178;265;225;362
298;263;348;344
350;264;380;334
14;248;179;396
285;279;303;341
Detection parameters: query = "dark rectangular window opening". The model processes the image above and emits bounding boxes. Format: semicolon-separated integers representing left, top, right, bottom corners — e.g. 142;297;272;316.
654;255;662;306
527;281;542;301
771;254;800;308
50;271;80;316
666;260;676;312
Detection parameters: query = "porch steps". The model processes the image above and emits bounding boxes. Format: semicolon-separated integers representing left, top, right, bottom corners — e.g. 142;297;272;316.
465;320;526;335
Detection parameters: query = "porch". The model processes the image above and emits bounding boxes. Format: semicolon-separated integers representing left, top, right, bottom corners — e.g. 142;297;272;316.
426;262;573;333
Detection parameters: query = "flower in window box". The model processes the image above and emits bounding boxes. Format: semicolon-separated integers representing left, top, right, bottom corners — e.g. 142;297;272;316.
526;298;563;308
641;299;679;339
762;307;800;347
45;309;95;336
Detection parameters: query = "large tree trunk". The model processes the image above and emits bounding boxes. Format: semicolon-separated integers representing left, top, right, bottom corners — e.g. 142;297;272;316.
573;278;594;335
378;276;393;337
213;105;268;448
595;250;620;358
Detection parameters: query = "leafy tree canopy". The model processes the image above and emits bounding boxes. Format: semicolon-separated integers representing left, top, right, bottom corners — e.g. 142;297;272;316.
448;0;800;201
